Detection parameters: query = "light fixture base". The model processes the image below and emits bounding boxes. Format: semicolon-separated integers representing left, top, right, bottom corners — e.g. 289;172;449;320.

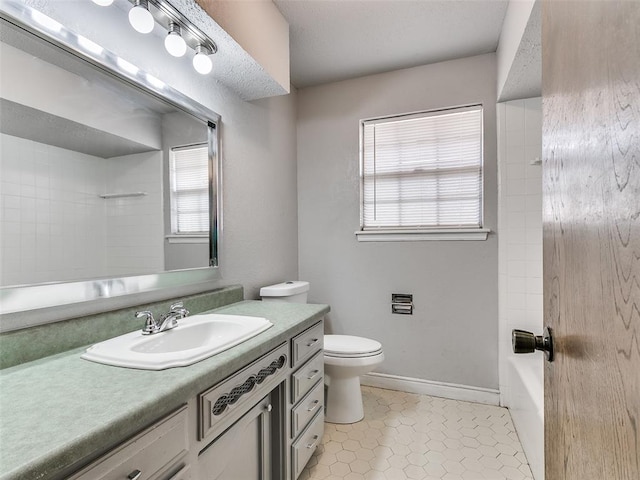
126;0;217;55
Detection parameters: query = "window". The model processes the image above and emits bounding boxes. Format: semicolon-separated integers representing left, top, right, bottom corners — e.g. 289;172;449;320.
358;105;488;241
169;144;209;235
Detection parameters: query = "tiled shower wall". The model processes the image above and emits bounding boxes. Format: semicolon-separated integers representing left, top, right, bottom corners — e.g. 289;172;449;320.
0;134;108;285
497;98;544;479
0;134;163;286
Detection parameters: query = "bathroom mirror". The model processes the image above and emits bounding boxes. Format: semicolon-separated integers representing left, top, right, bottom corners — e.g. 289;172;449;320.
0;2;221;329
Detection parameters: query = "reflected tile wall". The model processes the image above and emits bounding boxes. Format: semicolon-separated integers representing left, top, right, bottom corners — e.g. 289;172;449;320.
0;134;164;286
0;133;108;285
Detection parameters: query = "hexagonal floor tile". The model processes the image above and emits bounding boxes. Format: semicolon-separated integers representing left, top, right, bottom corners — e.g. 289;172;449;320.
300;386;533;480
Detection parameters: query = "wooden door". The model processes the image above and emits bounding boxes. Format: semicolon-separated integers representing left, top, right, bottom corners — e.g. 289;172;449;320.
542;1;640;478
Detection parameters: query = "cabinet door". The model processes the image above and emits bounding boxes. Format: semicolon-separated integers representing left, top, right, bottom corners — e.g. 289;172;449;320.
197;395;272;480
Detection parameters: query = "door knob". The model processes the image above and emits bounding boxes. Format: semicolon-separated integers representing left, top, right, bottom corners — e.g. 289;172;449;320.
512;326;554;362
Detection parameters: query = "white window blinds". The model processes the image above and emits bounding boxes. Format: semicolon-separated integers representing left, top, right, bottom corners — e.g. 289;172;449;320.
361;105;483;230
169;144;209;234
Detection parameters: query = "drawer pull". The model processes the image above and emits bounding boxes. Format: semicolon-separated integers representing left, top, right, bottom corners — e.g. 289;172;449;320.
307;369;320;380
127;470;142;480
306;435;320;449
307;399;320;412
306;338;319;347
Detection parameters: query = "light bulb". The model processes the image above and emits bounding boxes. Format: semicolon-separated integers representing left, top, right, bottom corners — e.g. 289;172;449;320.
164;23;187;57
193;46;212;75
92;0;114;6
128;0;154;34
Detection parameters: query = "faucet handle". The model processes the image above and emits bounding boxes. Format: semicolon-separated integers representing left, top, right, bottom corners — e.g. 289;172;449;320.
136;310;159;335
169;301;189;317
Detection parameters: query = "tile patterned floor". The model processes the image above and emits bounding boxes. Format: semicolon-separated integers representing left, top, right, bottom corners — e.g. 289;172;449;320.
300;386;533;480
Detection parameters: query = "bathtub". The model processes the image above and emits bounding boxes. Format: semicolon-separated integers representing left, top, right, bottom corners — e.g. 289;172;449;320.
507;355;544;480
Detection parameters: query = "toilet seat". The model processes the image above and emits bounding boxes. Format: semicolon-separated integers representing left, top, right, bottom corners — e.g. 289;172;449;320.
324;335;382;358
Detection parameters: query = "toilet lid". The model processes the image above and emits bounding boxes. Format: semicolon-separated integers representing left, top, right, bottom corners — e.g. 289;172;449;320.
324;335;382;357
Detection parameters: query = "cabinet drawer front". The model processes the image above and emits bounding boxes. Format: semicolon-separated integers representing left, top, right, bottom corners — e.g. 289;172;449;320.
167;464;191;480
291;380;324;439
199;342;288;441
70;407;188;480
291;410;324;479
291;351;323;404
291;321;323;368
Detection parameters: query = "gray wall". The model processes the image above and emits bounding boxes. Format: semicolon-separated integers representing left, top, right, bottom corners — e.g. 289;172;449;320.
218;91;300;299
297;54;499;389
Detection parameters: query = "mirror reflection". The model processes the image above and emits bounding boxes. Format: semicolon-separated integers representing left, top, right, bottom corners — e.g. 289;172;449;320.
0;20;216;288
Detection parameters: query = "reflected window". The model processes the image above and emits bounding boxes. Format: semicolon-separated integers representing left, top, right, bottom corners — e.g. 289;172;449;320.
169;144;209;234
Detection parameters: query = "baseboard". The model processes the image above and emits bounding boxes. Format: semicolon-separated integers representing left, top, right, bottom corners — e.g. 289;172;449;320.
361;372;500;406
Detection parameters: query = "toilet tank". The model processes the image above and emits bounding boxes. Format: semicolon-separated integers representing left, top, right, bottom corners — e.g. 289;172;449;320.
260;281;309;303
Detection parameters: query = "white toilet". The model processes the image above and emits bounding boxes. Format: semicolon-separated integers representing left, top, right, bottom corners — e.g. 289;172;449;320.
260;281;384;424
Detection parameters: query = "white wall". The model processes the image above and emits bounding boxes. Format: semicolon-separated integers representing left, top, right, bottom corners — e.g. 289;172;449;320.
0;42;162;150
12;1;300;298
0;134;108;285
104;152;165;278
297;54;499;391
497;97;543;479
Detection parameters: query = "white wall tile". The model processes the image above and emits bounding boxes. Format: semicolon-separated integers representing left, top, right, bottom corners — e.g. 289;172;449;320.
0;134;169;285
0;134;109;285
505;101;525;131
497;98;543;418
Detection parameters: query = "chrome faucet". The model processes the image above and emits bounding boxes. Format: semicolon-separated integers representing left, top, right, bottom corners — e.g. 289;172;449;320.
158;301;189;332
135;302;189;335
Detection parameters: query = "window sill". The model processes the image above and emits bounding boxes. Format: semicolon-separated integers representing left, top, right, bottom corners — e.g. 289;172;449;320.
166;235;208;244
355;228;491;242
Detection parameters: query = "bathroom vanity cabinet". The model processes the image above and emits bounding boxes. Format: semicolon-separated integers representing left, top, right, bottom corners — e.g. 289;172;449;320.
64;320;324;480
68;406;190;480
289;322;325;479
196;342;289;479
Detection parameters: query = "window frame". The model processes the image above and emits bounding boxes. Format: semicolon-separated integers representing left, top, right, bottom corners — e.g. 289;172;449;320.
168;142;211;239
357;104;490;242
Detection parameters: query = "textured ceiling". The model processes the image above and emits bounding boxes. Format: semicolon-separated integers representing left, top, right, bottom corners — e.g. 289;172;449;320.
274;0;509;88
498;0;541;101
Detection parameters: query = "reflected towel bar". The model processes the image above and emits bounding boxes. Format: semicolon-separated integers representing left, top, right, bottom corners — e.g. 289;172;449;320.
99;192;147;199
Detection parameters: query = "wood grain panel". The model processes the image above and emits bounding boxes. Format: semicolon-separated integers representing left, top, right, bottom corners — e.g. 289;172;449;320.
543;1;640;478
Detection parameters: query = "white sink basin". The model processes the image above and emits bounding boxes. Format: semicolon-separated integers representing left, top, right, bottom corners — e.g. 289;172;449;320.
81;314;273;370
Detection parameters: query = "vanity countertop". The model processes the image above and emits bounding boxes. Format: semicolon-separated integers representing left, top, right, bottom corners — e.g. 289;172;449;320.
0;300;329;480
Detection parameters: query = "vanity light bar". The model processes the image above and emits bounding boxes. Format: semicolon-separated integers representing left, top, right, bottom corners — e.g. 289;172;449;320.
95;0;217;73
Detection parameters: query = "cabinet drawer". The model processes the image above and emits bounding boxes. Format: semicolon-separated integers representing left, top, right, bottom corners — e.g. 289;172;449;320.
291;380;324;439
70;406;188;480
291;410;324;479
291;351;323;404
291;322;323;368
199;343;288;441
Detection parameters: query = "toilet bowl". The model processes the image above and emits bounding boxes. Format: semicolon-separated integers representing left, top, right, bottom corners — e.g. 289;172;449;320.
324;335;384;424
260;281;384;424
